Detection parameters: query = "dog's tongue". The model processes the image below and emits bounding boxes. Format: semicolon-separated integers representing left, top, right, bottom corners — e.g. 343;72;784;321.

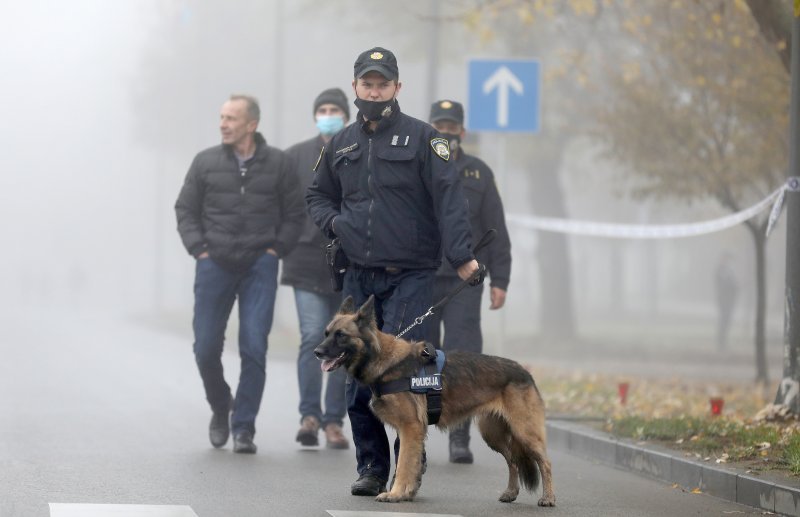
320;359;336;372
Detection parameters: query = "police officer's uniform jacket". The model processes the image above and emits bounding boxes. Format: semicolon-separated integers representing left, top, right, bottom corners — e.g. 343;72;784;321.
437;151;511;291
306;103;474;270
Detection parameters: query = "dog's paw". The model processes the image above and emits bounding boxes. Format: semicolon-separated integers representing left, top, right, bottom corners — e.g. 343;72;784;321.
498;489;518;503
376;487;414;503
538;495;556;507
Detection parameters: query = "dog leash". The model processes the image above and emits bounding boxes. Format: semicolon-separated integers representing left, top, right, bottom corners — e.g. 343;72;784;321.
395;229;496;340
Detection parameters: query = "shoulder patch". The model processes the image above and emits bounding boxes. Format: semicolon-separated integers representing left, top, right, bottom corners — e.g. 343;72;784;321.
430;138;450;161
313;146;324;172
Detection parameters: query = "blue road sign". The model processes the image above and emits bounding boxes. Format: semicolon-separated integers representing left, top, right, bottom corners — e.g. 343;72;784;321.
468;59;540;133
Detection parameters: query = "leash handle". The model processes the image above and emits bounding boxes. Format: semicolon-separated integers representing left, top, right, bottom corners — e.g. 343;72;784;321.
429;229;496;314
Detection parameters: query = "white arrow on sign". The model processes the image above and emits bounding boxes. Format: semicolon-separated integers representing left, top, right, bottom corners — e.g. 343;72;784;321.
482;66;524;127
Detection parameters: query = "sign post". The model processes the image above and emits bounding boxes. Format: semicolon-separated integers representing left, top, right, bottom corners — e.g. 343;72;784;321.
467;59;540;356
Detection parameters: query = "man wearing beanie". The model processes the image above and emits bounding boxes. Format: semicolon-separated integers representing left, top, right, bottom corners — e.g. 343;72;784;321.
426;99;512;464
282;87;351;450
307;47;480;498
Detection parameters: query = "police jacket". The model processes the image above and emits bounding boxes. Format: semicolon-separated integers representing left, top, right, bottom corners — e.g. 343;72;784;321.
175;132;306;272
306;103;474;270
280;135;334;294
438;151;512;291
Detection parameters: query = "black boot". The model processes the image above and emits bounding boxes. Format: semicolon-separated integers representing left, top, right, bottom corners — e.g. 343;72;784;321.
449;422;473;464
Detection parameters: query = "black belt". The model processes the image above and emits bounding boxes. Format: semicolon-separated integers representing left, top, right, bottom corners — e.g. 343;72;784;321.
351;264;403;274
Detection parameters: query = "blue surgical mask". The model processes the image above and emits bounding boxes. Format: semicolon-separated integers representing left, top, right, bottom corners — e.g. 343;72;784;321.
316;115;345;136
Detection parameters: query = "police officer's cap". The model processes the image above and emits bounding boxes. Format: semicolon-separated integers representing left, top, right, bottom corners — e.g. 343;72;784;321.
429;100;464;125
354;47;399;81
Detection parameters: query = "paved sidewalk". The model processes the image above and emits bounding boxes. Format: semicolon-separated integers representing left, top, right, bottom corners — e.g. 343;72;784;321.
548;418;800;516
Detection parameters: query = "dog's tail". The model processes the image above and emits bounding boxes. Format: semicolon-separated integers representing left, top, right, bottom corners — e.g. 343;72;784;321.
511;438;541;492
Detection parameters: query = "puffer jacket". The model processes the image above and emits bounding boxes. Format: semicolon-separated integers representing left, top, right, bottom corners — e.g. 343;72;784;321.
175;132;306;272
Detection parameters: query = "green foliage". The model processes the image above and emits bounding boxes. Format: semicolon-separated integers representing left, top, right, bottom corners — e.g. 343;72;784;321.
610;416;797;467
783;433;800;475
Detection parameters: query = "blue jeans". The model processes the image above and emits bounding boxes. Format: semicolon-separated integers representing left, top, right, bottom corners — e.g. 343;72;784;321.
293;288;346;427
343;267;435;482
192;253;278;435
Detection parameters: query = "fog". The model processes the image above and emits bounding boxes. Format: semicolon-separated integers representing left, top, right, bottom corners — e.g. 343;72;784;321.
0;0;787;377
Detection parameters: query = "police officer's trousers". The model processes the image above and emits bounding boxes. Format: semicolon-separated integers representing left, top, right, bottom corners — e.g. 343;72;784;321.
343;265;435;483
428;275;484;354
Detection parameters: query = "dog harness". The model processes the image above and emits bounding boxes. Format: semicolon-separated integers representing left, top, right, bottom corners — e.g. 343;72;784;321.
368;343;446;425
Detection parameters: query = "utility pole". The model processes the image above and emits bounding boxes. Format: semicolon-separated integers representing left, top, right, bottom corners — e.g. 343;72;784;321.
273;0;284;147
425;0;441;108
776;2;800;411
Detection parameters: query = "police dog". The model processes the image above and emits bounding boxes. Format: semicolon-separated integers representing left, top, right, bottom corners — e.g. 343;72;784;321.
314;295;555;507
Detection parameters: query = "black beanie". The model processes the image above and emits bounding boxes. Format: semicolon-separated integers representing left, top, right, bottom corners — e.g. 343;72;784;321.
313;88;350;121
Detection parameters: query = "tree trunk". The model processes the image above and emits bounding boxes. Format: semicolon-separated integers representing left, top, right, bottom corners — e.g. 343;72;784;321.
745;0;792;73
745;220;770;384
774;9;800;411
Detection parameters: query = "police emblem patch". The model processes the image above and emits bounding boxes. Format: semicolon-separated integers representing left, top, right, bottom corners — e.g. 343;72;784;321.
370;51;384;60
430;137;450;161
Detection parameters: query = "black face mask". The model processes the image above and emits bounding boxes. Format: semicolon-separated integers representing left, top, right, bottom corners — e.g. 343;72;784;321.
442;132;461;153
354;97;396;121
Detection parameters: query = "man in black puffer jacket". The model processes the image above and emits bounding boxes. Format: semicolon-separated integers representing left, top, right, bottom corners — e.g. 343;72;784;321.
175;94;305;454
281;88;350;450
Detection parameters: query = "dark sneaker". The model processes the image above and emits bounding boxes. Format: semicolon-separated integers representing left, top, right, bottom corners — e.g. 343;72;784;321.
209;398;233;448
449;424;473;464
233;431;257;454
295;415;320;447
449;441;474;464
350;474;386;496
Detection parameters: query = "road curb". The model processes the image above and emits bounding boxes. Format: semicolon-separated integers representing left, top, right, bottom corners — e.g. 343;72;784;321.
546;419;800;516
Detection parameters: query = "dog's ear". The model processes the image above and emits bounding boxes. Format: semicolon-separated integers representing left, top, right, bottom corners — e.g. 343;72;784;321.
338;296;356;315
356;295;376;326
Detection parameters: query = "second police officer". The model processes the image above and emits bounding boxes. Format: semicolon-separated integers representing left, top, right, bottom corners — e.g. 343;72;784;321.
426;99;512;464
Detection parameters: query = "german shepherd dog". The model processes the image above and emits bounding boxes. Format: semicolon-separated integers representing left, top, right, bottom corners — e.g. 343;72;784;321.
314;295;556;507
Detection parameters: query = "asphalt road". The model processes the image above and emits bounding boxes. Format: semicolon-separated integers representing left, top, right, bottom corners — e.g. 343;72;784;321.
0;309;769;516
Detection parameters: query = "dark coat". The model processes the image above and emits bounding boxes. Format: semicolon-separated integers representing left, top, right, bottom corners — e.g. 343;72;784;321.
175;132;306;272
306;103;474;270
280;135;334;293
438;152;512;291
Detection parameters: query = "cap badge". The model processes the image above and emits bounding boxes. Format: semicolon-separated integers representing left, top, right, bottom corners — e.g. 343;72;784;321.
370;52;384;60
440;101;452;109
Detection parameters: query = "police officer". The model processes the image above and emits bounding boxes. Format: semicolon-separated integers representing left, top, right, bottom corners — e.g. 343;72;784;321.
306;47;479;496
426;99;512;464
